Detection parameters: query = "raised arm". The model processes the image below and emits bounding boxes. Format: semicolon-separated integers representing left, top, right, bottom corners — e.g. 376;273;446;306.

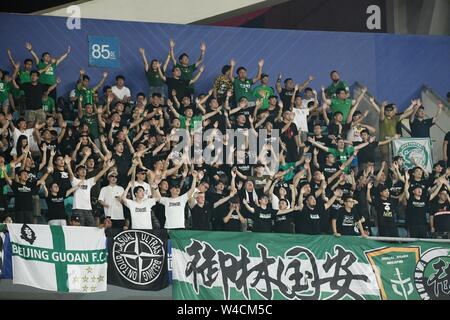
92;72;108;92
252;59;264;84
368;96;381;114
186;170;198;198
156;61;167;82
307;136;330;153
242;198;255;213
25;42;39;64
56;46;71;66
168;39;177;66
139;48;149;72
93;159;115;184
275;73;283;94
321;86;332;106
189;65;205;85
195;42;206;67
433;103;443;124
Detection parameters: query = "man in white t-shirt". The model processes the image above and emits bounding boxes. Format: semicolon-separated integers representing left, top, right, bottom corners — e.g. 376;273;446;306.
291;87;318;141
66;157;115;226
111;75;131;103
121;182;159;230
159;171;198;229
98;171;125;230
131;168;150;200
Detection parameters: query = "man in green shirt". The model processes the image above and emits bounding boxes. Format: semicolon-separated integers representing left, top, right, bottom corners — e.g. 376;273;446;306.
322;87;365;124
253;74;274;111
167;100;221;132
368;97;417;162
169;39;206;96
77;96;103;141
26;42;70;101
42;91;55;115
229;58;264;105
139;47;171;98
0;75;12;107
308;136;372;173
75;69;108;106
325;70;349;98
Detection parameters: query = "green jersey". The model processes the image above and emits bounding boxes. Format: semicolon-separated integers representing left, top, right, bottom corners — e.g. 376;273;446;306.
328;146;355;173
37;62;57;85
19;70;31;84
146;68;163;87
253;84;274;110
279;162;296;182
331;98;352;123
179;115;203;131
0;81;11;103
326;80;349;98
233;78;254;103
176;63;196;81
42;96;55;113
76;86;95;106
81;114;100;139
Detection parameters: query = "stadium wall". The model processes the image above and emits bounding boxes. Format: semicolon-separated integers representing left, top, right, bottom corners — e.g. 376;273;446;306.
0;13;448;109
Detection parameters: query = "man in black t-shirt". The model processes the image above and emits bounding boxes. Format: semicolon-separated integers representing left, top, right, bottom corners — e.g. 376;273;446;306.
429;187;450;235
273;199;295;233
367;183;398;237
243;195;276;233
402;174;429;238
331;195;366;237
444;130;450;168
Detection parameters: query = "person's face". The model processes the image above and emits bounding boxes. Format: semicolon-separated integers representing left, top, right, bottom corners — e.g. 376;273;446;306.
116;103;124;112
116;131;125;141
344;198;354;209
237;114;246;125
285;79;294;90
55;156;64;167
3;216;12;224
327;153;336;164
279;200;288;210
108;174;117;184
137;95;145;104
77;167;86;178
337;139;345;149
20;138;28;147
116;78;124;87
279;187;287;197
137;171;146;181
413;168;423;179
331;72;340;82
43;53;51;63
334;113;343;122
182;97;191;106
413;187;423;197
51;183;60;193
238;69;247;79
417;108;425;119
434;165;443;173
160;180;168;191
196;193;205;205
135;188;145;199
19;171;28;181
259;197;269;206
303;184;311;195
209;99;219;110
439;191;448;201
306;195;316;208
46;117;55;127
180;55;189;65
185;108;193;118
170;186;180;197
305;90;314;99
255;166;264;175
151;60;158;69
385;108;395;117
261;76;269;85
85;104;93;114
245;181;254;192
82;78;89;87
18;120;27;130
313;171;321;181
152;96;161;106
338;91;347;100
24;60;32;71
314;125;322;136
380;189;390;198
30;73;39;82
216;182;225;192
361;132;369;142
173;68;181;78
294;96;302;107
43;130;52;140
103;218;112;229
155;160;163;170
87;158;95;168
115;143;124;153
283;111;291;121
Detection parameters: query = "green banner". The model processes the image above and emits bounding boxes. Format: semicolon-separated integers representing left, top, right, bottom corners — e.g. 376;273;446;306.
170;231;450;300
392;138;433;172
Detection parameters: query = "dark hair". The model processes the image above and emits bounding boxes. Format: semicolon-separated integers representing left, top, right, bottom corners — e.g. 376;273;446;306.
385;103;395;110
103;85;111;93
221;65;231;75
178;53;189;61
136;92;145;99
82;75;90;81
30;70;40;77
236;67;247;74
360;129;370;135
24;58;33;65
378;185;389;193
342;195;353;202
115;75;125;81
330;70;338;76
336;88;346;95
172;66;181;73
333;111;343;117
304;87;313;93
152;93;162;99
16;135;28;156
41;52;50;59
284;78;293;84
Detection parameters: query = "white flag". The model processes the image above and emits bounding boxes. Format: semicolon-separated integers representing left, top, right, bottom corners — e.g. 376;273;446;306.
8;223;107;293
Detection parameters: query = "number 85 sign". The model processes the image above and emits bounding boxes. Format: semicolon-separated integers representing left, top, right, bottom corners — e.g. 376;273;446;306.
88;36;120;68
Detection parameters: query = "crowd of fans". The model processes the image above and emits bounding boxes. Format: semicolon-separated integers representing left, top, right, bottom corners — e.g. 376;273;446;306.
0;40;449;239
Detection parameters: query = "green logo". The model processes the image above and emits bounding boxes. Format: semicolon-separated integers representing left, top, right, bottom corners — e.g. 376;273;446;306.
398;142;428;169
